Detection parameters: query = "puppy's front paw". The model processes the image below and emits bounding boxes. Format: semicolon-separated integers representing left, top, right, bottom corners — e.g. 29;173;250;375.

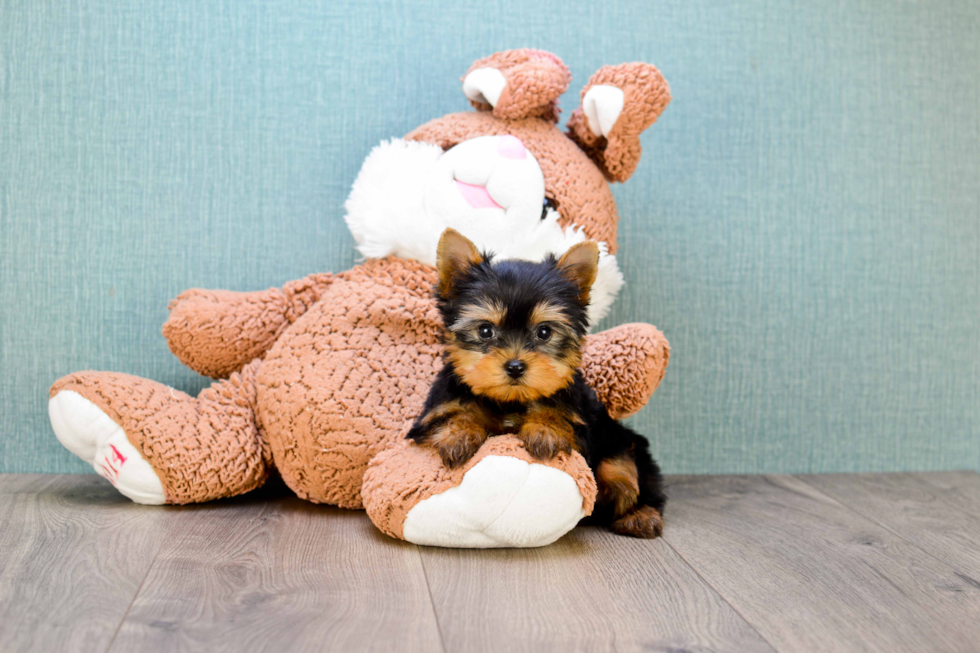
518;423;573;460
422;423;489;469
434;435;484;469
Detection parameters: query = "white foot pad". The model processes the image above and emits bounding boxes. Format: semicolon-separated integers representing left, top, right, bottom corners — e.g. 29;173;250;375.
402;455;586;548
49;390;166;505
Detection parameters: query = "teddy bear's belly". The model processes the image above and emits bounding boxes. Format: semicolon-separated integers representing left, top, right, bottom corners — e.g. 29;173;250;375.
255;274;444;509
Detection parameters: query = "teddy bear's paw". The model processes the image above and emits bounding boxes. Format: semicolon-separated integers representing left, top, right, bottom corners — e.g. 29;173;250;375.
49;390;166;505
402;454;586;548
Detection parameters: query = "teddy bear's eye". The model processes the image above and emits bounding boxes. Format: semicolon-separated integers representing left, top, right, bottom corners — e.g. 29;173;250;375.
541;197;557;220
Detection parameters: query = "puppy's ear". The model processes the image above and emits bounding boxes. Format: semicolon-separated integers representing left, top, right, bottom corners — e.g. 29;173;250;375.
557;241;600;304
437;229;483;296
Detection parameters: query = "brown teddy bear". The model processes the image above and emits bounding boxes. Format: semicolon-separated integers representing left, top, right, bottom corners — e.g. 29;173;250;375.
48;49;671;548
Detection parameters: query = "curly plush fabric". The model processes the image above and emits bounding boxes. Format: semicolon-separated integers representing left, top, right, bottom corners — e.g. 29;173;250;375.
567;63;671;182
163;273;337;378
581;323;670;420
464;49;571;122
257;257;445;508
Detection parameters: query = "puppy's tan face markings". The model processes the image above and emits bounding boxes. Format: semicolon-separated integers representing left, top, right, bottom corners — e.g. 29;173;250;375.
449;300;506;335
529;300;568;327
446;297;582;402
449;345;577;403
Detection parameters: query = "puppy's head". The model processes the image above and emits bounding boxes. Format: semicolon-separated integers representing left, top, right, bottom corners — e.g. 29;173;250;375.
435;228;599;403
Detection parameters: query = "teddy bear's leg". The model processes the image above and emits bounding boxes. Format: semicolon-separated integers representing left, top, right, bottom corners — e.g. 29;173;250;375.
48;360;270;504
363;437;597;548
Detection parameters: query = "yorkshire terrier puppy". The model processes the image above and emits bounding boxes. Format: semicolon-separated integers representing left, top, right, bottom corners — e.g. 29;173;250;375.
407;228;666;538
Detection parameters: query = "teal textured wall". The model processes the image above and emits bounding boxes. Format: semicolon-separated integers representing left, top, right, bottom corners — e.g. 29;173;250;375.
1;1;978;475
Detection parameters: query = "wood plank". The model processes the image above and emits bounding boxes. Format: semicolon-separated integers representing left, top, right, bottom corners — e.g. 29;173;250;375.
914;471;980;518
0;474;176;653
419;525;776;653
0;475;63;578
798;472;980;574
663;475;980;653
109;484;444;653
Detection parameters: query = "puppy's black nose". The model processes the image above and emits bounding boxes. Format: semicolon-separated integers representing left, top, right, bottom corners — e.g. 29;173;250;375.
504;359;526;379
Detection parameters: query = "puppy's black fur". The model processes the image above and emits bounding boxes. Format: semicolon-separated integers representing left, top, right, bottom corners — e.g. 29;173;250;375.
407;229;666;538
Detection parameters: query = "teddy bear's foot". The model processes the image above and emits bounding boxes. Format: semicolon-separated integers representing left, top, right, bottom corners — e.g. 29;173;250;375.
49;363;270;505
403;455;584;547
48;390;166;504
363;436;598;548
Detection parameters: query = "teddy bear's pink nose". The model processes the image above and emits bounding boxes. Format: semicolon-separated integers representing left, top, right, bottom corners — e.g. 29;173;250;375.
497;135;526;159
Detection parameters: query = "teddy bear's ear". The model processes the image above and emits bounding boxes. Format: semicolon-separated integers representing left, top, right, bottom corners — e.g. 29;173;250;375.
566;63;671;183
461;49;571;123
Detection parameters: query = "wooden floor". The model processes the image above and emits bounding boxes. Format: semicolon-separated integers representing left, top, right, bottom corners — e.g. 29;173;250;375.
2;473;980;653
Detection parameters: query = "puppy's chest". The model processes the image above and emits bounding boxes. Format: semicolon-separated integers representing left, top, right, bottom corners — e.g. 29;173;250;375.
498;413;523;434
485;406;585;444
478;407;526;435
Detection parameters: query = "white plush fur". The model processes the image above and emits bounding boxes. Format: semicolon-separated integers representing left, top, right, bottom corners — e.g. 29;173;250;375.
49;391;166;505
402;455;586;548
462;67;507;106
344;137;624;326
583;85;625;137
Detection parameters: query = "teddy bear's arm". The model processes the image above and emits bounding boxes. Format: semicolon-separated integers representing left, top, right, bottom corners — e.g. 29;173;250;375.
162;273;336;379
581;323;670;420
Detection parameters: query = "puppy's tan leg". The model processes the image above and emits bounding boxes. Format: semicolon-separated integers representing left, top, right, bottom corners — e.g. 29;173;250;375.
595;455;640;517
428;414;490;469
596;454;663;538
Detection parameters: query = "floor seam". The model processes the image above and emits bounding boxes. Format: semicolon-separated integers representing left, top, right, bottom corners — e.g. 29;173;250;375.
101;525;166;653
910;472;980;520
416;546;450;653
659;533;782;653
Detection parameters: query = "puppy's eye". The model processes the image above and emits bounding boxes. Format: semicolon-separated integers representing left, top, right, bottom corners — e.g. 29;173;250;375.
478;324;495;341
535;325;552;341
541;197;557;220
